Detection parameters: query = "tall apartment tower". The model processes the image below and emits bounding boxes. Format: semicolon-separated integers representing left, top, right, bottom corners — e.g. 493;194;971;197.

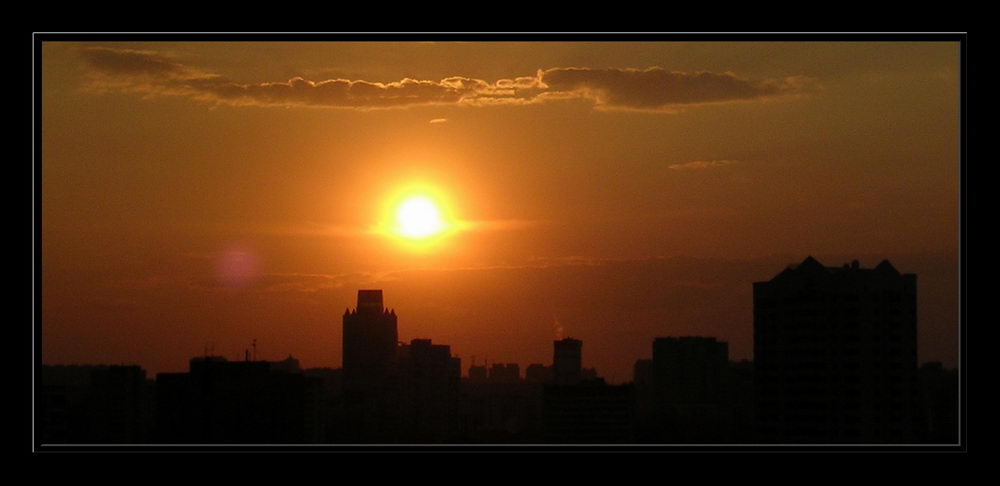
342;290;398;395
753;256;920;443
341;290;400;441
553;338;583;386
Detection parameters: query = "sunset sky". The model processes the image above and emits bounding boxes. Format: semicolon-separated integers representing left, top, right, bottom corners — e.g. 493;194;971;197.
41;39;961;383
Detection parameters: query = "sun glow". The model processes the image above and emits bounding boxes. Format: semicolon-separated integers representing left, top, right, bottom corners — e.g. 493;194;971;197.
396;196;445;239
376;183;460;247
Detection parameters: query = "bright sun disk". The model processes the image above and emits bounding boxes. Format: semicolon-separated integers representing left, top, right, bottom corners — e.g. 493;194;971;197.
396;196;445;239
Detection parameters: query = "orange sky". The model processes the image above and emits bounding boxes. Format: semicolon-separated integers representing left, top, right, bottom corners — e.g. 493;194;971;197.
41;40;961;382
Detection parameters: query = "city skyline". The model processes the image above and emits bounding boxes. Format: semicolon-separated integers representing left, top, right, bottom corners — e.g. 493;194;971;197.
39;270;958;445
41;253;957;384
38;254;944;378
41;37;961;386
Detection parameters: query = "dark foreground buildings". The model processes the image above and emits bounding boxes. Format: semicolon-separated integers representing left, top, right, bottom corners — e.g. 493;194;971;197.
542;338;634;442
40;365;154;443
341;289;400;441
341;290;462;442
753;256;922;443
396;338;462;441
633;337;736;442
155;356;324;443
39;264;958;445
457;337;631;443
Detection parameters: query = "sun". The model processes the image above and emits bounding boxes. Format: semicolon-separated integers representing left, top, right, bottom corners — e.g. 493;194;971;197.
376;182;461;247
395;195;446;239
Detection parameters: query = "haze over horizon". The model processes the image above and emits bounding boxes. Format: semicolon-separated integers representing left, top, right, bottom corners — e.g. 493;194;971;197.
41;40;960;383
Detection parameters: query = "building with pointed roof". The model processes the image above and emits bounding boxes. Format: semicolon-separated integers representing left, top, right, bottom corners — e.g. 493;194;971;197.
753;256;921;443
341;289;400;441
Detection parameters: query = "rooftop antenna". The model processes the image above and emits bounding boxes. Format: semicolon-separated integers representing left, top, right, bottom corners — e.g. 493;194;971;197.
252;339;257;362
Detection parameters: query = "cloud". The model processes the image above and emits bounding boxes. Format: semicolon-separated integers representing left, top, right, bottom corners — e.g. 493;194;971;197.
79;47;808;112
668;160;740;170
455;218;546;232
540;67;804;110
429;118;448;124
191;256;727;296
183;270;388;295
208;218;546;241
191;76;469;109
80;47;201;79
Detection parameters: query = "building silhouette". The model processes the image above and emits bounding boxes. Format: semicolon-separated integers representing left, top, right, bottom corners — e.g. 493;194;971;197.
302;367;345;442
641;337;733;442
553;338;583;386
39;277;957;445
271;355;302;373
468;363;488;382
341;290;466;442
342;289;398;396
488;363;521;383
155;356;323;443
543;379;634;443
525;363;553;383
396;339;462;442
652;337;729;405
753;256;921;443
727;359;756;442
40;365;154;443
632;358;655;439
918;362;959;443
543;338;633;442
341;289;400;441
459;370;545;443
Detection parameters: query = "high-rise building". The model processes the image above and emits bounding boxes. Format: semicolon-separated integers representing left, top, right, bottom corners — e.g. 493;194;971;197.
553;338;583;386
753;256;920;443
341;289;399;441
342;290;398;395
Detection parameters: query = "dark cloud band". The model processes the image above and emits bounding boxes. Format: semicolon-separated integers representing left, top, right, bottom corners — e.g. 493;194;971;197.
540;67;799;109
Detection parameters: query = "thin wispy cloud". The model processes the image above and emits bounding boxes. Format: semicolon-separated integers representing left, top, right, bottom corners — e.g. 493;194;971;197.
193;255;746;295
183;270;381;294
79;47;809;113
429;118;448;124
668;160;740;170
214;218;547;241
454;218;546;232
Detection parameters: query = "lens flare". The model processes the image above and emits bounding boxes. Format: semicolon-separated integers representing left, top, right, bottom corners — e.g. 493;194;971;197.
216;247;259;288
